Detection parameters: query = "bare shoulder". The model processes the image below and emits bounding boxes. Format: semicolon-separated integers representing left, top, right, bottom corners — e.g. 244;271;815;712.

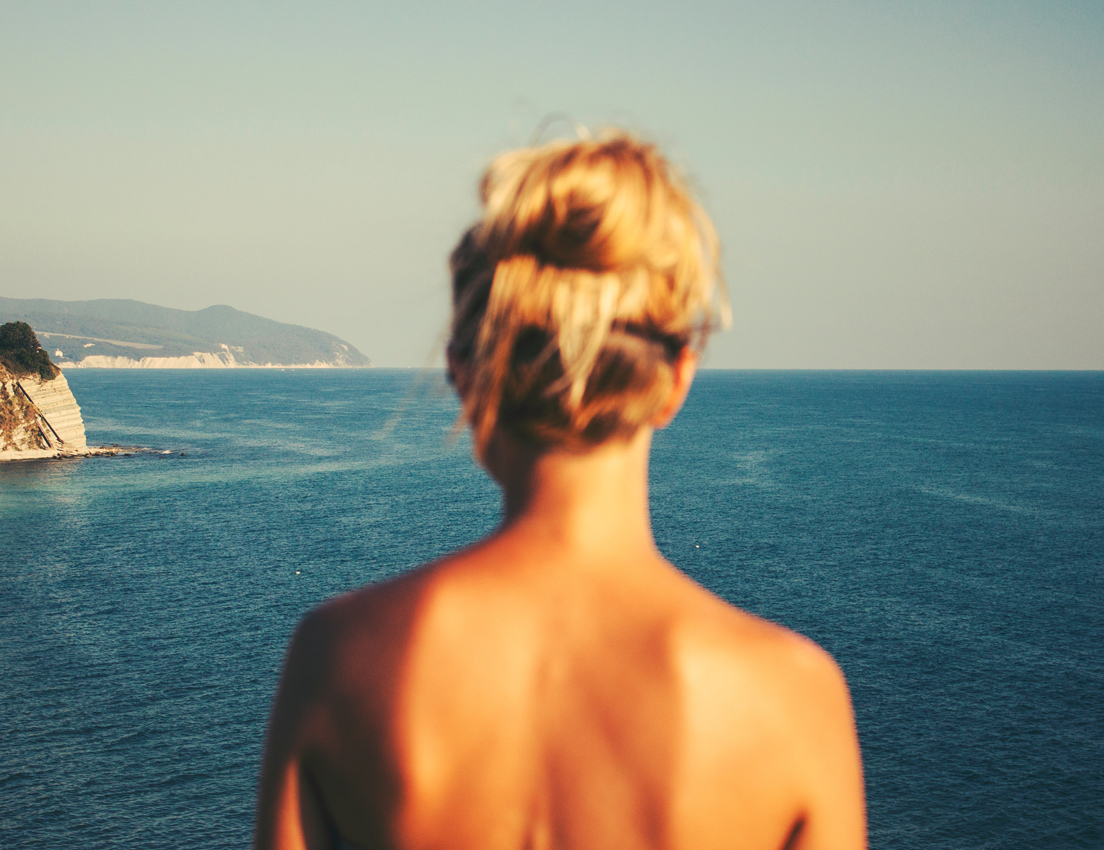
264;567;432;763
282;542;519;721
675;581;856;752
283;557;460;707
670;578;845;703
296;567;427;657
668;581;866;849
254;561;466;850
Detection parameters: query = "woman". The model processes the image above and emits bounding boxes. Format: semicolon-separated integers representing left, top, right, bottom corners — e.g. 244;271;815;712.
254;132;866;850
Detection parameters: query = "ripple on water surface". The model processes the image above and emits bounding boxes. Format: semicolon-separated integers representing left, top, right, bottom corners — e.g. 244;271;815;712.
2;370;1102;849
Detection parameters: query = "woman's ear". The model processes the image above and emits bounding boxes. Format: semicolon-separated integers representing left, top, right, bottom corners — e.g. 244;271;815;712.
652;348;698;429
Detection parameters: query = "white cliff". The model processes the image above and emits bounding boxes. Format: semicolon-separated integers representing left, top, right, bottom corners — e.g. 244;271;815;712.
61;354;344;369
61;351;240;369
59;344;351;369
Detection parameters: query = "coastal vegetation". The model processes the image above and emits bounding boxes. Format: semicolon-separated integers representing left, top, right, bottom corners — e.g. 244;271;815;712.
0;321;59;380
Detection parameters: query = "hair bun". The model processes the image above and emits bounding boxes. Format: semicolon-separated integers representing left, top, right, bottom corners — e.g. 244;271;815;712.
450;131;728;457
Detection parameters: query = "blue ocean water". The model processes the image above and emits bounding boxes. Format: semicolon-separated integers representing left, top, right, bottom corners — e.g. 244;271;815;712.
1;369;1101;849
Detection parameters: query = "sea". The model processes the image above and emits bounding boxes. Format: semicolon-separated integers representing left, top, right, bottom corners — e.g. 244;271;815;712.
1;369;1101;849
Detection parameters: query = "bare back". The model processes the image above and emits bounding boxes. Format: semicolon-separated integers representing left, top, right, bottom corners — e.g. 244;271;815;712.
256;523;865;850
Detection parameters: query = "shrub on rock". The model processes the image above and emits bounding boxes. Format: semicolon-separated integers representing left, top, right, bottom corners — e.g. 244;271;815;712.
0;321;59;380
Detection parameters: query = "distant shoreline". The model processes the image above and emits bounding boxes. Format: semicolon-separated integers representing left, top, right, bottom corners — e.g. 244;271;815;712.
59;360;376;370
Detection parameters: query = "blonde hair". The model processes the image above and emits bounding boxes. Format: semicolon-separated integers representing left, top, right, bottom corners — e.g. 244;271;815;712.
449;131;728;457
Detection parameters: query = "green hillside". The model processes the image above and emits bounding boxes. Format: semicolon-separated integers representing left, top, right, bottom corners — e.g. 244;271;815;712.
0;298;371;367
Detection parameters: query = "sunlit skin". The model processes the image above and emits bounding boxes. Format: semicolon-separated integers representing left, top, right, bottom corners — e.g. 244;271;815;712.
254;351;866;850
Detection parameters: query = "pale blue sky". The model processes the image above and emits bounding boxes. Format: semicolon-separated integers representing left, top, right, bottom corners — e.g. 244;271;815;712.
2;1;1101;367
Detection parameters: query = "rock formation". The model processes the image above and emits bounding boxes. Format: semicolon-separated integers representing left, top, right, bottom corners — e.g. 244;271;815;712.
0;322;90;461
0;367;89;460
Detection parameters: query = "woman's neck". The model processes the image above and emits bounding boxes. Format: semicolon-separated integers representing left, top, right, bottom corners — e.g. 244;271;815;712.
486;428;659;556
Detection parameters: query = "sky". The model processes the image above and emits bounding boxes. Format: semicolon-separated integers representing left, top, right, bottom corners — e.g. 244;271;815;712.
2;1;1101;368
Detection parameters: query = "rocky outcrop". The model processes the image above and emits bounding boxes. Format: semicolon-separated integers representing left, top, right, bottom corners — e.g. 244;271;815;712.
0;367;89;460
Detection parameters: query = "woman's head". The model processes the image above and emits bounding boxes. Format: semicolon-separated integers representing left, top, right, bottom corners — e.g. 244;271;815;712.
449;131;728;458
